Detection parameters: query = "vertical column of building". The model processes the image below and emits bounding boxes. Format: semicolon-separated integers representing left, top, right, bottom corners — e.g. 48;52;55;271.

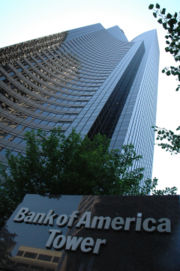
110;30;159;180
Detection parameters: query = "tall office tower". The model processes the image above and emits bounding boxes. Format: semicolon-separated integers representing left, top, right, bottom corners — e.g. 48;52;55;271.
0;24;159;179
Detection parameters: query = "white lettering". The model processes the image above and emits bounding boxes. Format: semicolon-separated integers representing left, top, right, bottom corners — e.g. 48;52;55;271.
157;218;171;233
143;218;156;232
53;235;66;249
67;211;79;227
93;239;107;254
124;217;136;230
76;211;91;228
56;215;68;227
43;210;57;226
46;229;61;248
91;216;111;230
33;213;46;224
80;237;94;253
13;207;29;222
111;217;124;230
135;213;142;231
13;208;172;237
65;236;83;251
24;212;35;223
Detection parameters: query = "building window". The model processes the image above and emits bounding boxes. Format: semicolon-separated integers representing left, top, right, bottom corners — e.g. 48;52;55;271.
17;250;23;256
53;256;60;263
24;251;37;259
38;254;52;261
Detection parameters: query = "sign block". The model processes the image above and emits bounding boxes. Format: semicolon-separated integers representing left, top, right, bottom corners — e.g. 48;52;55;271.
2;195;180;270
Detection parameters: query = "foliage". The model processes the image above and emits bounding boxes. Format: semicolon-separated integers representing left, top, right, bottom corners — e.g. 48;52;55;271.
154;125;180;154
0;227;16;270
141;177;177;195
149;3;180;91
0;129;177;228
149;4;180;156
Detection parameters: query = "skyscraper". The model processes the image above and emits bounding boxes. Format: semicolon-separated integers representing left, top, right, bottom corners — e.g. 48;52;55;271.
0;23;159;179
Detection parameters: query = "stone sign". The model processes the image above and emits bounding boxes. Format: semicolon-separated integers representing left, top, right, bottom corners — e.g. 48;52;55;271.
2;195;180;270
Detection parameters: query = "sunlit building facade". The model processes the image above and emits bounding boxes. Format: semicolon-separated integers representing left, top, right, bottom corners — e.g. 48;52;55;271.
0;24;159;179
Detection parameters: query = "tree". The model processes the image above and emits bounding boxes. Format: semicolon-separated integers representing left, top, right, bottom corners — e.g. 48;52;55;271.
149;3;180;91
0;129;177;229
149;4;180;153
0;227;16;270
154;125;180;154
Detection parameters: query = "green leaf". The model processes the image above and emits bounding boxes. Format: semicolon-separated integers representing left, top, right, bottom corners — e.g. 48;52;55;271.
158;19;162;24
163;22;167;29
168;18;177;27
167;13;172;19
156;3;160;9
161;8;166;15
148;4;154;9
153;12;157;18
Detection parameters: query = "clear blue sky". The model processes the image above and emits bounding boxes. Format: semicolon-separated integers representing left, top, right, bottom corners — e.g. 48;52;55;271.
0;0;180;191
0;0;179;48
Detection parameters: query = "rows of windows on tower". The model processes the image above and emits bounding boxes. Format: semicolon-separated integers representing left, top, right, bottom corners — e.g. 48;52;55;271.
0;23;159;179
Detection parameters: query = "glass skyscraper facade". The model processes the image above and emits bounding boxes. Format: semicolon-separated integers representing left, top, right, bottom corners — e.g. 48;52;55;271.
0;23;159;179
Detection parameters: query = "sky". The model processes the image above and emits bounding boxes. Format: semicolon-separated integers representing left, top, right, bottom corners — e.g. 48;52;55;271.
0;0;180;192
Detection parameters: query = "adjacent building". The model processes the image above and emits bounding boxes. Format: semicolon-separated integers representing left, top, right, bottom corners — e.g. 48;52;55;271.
12;246;62;271
0;24;159;179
